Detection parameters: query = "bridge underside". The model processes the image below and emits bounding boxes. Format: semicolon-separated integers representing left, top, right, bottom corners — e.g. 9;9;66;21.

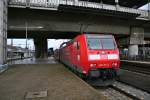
8;8;150;39
8;31;78;39
58;5;140;18
8;30;131;39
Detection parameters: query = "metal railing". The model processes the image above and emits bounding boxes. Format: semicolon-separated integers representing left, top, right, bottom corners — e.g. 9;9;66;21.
9;0;149;19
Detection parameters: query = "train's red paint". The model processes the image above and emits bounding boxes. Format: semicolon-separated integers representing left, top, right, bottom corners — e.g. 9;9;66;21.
57;34;120;80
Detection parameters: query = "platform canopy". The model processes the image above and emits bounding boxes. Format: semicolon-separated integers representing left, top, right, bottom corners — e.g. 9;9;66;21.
81;0;149;8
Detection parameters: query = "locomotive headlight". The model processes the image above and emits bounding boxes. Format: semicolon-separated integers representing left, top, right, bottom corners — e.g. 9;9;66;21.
112;62;118;67
90;64;97;68
88;54;100;60
108;54;118;60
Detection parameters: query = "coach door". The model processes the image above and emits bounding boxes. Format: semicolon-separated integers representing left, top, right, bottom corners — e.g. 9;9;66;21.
76;41;80;64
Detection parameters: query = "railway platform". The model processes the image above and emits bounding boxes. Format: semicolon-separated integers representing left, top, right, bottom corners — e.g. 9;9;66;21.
7;57;57;65
0;58;107;100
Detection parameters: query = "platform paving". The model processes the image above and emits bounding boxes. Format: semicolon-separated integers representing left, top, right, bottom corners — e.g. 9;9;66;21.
8;57;57;65
0;63;107;100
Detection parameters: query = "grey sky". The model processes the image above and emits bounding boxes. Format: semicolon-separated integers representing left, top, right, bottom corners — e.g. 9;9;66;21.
139;3;149;10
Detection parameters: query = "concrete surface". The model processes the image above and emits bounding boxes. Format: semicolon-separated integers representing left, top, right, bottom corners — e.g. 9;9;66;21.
0;64;8;74
8;57;57;65
0;63;107;100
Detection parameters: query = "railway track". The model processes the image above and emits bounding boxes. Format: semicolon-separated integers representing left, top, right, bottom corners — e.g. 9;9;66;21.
121;61;150;75
120;61;150;94
121;65;150;75
118;69;150;94
94;81;150;100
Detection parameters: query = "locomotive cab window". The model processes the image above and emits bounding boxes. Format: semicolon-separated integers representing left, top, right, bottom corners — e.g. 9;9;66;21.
87;38;115;50
88;38;102;50
101;39;115;49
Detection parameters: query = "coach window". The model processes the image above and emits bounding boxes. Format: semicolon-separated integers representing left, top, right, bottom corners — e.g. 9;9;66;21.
74;41;77;48
77;42;80;50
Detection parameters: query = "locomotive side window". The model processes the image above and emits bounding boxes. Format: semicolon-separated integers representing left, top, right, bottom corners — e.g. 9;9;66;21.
74;41;77;48
73;41;80;50
88;38;102;50
101;39;115;49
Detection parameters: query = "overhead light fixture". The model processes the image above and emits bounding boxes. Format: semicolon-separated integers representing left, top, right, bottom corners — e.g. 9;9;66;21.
36;26;43;29
136;17;149;20
9;26;44;29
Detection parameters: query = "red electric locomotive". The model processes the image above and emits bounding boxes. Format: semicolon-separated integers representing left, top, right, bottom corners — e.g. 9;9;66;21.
58;34;120;84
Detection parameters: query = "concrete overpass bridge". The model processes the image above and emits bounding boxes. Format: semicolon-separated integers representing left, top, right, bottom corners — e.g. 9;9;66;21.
8;0;150;39
0;0;150;67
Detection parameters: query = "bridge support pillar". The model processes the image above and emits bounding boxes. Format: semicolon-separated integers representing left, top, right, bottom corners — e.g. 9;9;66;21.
148;12;150;20
75;0;78;3
128;27;144;60
0;0;8;73
34;36;48;58
128;44;138;59
115;0;119;10
73;0;78;5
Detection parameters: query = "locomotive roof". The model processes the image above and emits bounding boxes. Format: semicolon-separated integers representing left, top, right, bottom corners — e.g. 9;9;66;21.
86;34;114;38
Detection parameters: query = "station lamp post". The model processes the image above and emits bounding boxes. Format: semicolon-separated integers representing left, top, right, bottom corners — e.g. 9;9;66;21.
25;22;28;50
148;0;150;19
11;39;13;46
10;39;13;63
115;0;119;10
24;22;43;49
115;0;118;4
